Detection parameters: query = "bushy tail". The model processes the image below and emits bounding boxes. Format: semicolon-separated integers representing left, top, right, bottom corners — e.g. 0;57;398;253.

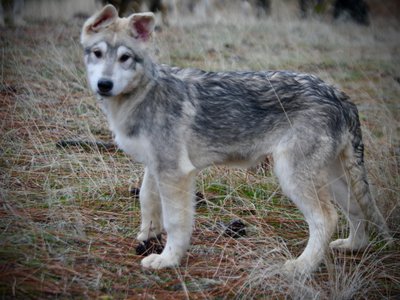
342;100;392;243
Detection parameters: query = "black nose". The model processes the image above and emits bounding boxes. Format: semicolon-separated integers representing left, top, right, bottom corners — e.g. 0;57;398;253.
97;79;113;94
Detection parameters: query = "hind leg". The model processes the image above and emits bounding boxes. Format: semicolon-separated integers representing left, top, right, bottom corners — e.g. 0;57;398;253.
328;162;369;250
274;152;338;274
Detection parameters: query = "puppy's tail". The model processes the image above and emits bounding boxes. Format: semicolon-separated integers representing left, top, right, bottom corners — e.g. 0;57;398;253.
342;99;392;244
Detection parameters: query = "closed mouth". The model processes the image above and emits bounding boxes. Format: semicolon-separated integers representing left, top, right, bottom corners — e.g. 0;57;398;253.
98;91;112;97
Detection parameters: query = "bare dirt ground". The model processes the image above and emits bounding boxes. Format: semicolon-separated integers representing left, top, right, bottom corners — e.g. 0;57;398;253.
1;1;399;299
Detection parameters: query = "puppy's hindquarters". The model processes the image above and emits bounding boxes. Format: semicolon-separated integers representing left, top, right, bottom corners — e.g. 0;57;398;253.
330;101;392;250
273;131;339;274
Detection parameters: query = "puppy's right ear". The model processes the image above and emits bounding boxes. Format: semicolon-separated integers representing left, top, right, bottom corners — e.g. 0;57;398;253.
81;5;118;40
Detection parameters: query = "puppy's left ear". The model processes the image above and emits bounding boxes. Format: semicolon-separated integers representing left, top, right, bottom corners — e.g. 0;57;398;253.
129;13;155;42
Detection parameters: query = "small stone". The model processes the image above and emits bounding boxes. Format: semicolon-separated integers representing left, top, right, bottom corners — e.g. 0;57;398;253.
224;219;246;238
135;235;164;256
195;192;206;207
130;187;140;199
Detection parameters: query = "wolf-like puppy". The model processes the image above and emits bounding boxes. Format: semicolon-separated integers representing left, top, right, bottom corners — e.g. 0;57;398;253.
81;5;391;273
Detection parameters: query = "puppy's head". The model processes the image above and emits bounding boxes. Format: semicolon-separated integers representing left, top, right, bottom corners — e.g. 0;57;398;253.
81;5;155;97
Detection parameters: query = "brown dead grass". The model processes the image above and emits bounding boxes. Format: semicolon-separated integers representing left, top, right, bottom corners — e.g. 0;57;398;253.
1;2;400;299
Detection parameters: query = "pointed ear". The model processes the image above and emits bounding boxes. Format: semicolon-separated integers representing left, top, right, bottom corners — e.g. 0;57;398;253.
82;5;118;35
129;13;156;42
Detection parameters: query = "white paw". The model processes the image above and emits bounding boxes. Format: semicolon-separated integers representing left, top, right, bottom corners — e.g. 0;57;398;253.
282;259;314;276
329;237;368;251
329;238;352;249
141;253;180;269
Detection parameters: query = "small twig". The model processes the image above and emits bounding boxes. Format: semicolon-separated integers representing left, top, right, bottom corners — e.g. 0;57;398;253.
56;140;120;152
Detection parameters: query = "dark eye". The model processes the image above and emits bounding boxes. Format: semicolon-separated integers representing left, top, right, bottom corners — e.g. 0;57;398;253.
93;49;102;58
120;54;131;63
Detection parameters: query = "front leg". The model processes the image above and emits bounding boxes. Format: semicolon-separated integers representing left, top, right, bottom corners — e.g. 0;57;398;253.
141;172;196;269
137;168;163;242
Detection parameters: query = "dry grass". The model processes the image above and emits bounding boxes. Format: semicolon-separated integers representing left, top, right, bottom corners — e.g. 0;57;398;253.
1;1;399;299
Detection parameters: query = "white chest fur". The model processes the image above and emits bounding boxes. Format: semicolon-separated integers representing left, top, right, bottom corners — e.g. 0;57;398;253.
114;132;153;165
100;97;153;165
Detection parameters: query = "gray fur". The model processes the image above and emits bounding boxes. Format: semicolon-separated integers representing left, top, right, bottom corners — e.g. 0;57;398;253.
114;65;352;172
